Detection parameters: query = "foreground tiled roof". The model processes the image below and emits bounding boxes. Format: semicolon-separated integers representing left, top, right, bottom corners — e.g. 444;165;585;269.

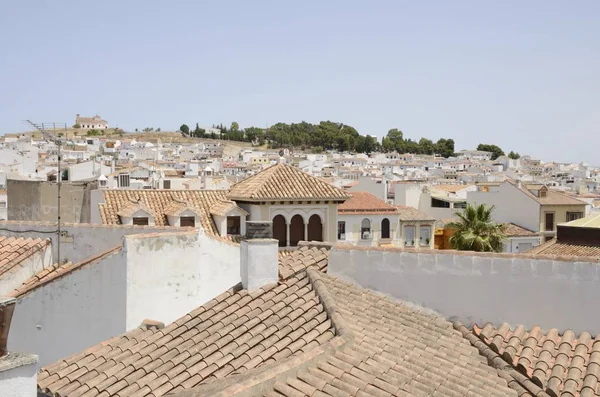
179;270;518;397
471;322;600;397
37;271;334;397
278;243;331;281
99;189;228;234
525;239;600;258
9;245;122;298
338;192;397;214
0;236;50;279
227;163;350;201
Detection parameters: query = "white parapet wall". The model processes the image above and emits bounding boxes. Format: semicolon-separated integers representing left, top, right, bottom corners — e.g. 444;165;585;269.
0;353;39;397
328;245;600;334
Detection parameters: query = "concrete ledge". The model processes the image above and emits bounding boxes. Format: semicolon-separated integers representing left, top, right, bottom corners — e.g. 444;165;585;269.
0;353;39;373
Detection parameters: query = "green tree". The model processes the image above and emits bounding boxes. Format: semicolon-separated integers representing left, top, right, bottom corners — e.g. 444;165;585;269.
508;151;521;159
418;138;435;155
72;123;81;129
179;124;190;135
435;138;455;158
231;121;239;132
477;144;505;160
448;204;506;252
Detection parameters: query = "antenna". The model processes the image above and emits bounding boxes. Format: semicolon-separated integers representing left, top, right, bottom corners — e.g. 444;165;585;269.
24;120;67;265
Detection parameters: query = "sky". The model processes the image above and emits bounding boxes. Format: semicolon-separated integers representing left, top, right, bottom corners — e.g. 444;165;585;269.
0;1;598;163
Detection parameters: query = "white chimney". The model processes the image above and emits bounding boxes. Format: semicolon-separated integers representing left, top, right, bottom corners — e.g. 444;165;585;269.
241;222;278;292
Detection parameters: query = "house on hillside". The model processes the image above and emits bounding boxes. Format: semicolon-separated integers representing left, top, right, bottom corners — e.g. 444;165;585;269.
75;114;108;129
468;180;587;242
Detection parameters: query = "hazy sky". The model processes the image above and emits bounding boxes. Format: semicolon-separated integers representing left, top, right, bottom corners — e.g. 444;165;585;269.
1;1;598;163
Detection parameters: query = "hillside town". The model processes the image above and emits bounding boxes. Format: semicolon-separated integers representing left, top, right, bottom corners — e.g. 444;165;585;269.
1;118;600;397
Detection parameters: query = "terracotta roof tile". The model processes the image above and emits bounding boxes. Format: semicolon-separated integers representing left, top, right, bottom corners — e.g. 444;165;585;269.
0;236;50;279
99;189;228;234
37;272;334;397
227;163;350;201
503;223;539;237
525;239;600;257
471;322;600;397
508;181;587;206
338;192;396;214
278;243;332;281
209;200;249;217
395;206;436;222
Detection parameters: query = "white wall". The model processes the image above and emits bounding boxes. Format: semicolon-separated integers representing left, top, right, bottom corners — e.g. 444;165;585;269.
124;230;240;329
0;357;38;397
329;246;600;334
337;213;399;245
0;222;182;263
0;244;52;296
467;182;540;232
503;236;542;253
8;251;126;367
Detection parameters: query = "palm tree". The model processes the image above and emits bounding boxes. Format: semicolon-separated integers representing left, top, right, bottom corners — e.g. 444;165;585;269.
448;204;506;252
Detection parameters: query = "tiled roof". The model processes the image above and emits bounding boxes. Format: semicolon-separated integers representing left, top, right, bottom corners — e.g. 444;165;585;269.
525;239;600;257
99;190;228;234
395;206;436;222
38;271;335;397
163;199;203;217
503;223;539;237
470;322;600;397
187;271;518;397
116;200;156;218
9;245;122;298
0;236;50;279
509;181;587;206
227;163;350;201
338;192;397;214
278;243;331;281
209;199;249;217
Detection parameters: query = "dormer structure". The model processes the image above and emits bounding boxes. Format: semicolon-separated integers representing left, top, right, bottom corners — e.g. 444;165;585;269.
209;199;248;237
117;200;155;226
163;199;202;227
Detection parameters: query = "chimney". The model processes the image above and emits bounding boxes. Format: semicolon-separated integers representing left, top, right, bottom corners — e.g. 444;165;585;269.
241;222;278;292
0;298;16;357
517;180;522;189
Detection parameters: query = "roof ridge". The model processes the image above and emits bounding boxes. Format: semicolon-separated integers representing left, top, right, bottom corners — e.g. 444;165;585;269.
453;321;552;397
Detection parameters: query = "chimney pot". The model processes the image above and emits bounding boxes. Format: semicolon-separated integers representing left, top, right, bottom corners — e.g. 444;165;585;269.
0;298;17;357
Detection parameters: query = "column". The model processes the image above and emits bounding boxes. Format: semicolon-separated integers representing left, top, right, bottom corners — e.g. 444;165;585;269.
304;222;308;242
286;222;291;247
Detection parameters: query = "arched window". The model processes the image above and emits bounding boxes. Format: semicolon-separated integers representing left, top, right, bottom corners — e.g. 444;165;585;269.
361;219;371;240
290;214;305;246
381;218;390;239
272;215;287;247
307;214;323;242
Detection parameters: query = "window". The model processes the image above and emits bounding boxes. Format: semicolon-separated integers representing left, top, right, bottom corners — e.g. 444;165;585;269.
99;179;107;187
133;217;149;226
227;216;241;235
540;191;547;198
180;216;195;227
431;198;450;208
404;226;415;246
163;180;171;189
454;202;467;209
361;219;371;240
118;174;130;188
0;202;5;208
337;221;346;240
381;218;390;239
544;212;554;231
419;226;432;246
566;212;584;222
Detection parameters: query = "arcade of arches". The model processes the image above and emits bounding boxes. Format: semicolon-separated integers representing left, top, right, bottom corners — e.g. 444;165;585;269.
272;213;324;247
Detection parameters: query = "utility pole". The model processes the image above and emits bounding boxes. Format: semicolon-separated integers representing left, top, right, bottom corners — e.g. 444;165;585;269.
24;120;67;265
